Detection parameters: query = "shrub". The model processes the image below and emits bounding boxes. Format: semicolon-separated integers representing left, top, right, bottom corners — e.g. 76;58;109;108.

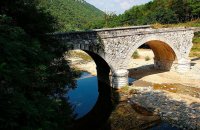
145;56;150;61
132;50;140;59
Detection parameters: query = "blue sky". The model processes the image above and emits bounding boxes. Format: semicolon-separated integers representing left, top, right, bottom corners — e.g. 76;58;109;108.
85;0;152;14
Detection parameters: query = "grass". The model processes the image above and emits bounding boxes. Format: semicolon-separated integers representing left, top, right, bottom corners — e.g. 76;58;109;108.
193;32;200;44
132;50;140;59
191;32;200;57
120;85;129;92
190;43;200;57
67;50;92;61
152;19;200;28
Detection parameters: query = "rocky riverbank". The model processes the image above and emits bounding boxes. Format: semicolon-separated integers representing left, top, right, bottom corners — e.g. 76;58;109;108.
106;84;200;130
126;86;199;130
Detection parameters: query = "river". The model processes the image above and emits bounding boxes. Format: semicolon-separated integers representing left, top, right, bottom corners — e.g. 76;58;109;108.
66;72;179;130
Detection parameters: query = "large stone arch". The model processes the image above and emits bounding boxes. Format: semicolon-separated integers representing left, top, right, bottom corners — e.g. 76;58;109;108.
127;35;181;62
125;35;182;71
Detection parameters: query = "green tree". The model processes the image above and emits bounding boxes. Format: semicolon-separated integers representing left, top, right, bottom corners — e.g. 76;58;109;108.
0;0;79;129
147;7;178;24
189;0;200;19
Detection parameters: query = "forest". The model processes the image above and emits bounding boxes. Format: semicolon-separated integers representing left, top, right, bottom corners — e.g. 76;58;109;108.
36;0;104;31
0;0;200;130
35;0;200;30
102;0;200;28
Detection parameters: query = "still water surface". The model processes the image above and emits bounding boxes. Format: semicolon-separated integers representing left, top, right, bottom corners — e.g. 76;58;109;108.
67;72;98;119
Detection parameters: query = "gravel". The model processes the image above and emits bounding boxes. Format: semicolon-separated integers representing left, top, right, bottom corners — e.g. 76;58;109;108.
130;87;200;130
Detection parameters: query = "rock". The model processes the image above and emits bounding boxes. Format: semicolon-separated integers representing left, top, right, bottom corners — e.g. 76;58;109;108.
171;117;178;121
167;112;173;115
190;102;200;108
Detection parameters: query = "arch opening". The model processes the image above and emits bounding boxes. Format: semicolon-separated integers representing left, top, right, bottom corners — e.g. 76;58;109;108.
128;40;178;82
65;49;111;86
147;40;177;70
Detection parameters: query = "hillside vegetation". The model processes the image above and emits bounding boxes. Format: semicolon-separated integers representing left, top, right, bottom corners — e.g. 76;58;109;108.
103;0;200;28
36;0;200;32
37;0;104;31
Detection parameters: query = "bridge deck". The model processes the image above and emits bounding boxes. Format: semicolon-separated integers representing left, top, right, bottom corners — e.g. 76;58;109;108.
93;25;151;31
54;26;199;36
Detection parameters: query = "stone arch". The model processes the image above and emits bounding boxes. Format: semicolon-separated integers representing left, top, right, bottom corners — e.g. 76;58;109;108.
126;35;181;70
127;35;181;61
72;43;109;64
68;49;112;86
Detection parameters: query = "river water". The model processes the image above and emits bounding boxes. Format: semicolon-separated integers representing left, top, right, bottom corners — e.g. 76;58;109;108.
67;72;98;119
66;72;179;130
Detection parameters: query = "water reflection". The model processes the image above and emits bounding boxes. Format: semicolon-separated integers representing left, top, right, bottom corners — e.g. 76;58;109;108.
67;72;112;130
128;77;135;85
67;72;98;119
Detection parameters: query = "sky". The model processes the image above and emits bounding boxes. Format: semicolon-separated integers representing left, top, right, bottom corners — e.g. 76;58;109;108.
85;0;152;15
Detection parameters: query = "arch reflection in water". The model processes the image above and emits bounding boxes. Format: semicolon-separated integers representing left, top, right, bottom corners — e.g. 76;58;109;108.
67;72;112;130
67;72;99;119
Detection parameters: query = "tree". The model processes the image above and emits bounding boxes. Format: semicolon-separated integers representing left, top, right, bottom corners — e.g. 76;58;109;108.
0;0;80;129
189;0;200;19
36;0;104;31
147;8;178;24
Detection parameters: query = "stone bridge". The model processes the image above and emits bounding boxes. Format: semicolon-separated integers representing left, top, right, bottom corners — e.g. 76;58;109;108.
54;25;198;89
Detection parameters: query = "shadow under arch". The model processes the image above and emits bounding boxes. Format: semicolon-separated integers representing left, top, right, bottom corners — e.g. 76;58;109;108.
69;49;114;130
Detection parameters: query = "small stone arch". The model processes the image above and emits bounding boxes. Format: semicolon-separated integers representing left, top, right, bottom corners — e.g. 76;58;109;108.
71;43;119;72
68;48;112;86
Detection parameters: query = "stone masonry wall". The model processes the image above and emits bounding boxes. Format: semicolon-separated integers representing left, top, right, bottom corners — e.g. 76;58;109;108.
54;26;195;88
